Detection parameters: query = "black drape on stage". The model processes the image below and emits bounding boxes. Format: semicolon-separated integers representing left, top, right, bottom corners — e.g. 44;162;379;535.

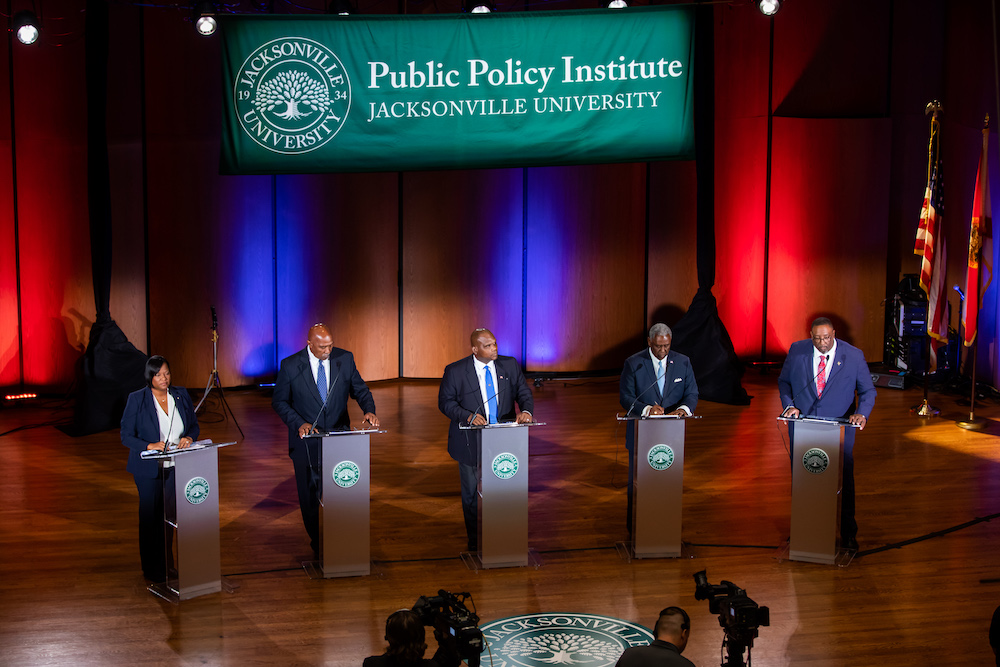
67;0;146;436
672;5;751;406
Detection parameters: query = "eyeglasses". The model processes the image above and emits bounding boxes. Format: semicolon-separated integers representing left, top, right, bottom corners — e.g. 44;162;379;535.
811;335;834;342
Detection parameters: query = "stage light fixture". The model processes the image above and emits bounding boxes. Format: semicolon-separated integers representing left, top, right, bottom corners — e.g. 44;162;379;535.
758;0;781;16
194;2;217;36
328;0;355;14
464;0;495;13
13;10;39;45
603;0;628;7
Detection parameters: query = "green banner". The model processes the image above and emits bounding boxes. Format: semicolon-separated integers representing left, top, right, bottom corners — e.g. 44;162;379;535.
221;7;694;173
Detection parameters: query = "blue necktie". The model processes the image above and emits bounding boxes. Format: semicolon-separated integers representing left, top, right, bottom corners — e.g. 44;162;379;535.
317;360;327;402
657;360;665;395
484;365;498;424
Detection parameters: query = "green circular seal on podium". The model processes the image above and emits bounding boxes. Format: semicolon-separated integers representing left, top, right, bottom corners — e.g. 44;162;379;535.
333;461;361;488
479;612;655;667
802;448;830;474
492;452;519;479
184;476;210;505
647;444;675;470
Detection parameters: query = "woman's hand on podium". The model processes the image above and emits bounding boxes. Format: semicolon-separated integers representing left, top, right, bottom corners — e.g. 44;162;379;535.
146;441;166;452
177;437;193;448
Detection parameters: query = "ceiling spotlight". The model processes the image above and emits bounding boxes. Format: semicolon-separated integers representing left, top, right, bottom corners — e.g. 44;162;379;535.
13;10;39;45
464;0;495;13
194;2;217;36
758;0;781;16
604;0;628;7
328;0;355;14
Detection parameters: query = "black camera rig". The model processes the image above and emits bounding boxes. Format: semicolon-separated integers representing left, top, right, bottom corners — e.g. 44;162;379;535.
693;570;769;667
413;590;484;667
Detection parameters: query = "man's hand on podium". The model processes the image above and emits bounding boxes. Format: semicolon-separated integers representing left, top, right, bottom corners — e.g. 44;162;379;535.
298;423;313;438
362;413;380;428
469;413;488;426
648;405;666;416
782;407;801;419
516;411;533;424
848;414;867;429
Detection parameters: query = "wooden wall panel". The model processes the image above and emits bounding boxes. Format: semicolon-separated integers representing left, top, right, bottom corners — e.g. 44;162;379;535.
525;164;646;372
107;4;147;355
401;169;523;378
646;160;699;340
275;173;399;382
144;14;274;389
765;118;891;357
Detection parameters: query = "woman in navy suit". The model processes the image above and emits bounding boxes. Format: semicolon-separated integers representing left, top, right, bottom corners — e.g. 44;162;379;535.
120;355;199;582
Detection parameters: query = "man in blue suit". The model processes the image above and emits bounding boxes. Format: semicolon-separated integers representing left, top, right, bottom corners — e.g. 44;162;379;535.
619;323;699;532
272;323;378;555
777;317;876;550
438;328;534;551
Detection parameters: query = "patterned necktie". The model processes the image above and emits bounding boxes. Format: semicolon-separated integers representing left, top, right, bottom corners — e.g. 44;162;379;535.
817;355;827;397
317;360;327;402
657;360;665;395
484;365;498;424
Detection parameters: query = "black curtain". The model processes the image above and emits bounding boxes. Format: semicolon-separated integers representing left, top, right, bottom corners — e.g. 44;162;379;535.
672;4;751;406
66;0;146;436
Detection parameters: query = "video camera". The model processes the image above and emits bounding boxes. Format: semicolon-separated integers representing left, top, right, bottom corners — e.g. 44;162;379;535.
693;570;769;667
412;590;484;665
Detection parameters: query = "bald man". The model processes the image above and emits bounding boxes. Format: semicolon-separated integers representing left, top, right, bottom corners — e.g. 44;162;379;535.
615;607;695;667
273;323;378;555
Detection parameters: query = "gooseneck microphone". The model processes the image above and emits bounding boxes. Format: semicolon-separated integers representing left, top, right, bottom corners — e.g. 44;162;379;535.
308;360;341;436
783;355;828;418
624;362;665;417
470;381;507;425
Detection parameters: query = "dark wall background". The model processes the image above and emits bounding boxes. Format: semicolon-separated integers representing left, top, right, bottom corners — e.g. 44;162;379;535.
1;0;998;391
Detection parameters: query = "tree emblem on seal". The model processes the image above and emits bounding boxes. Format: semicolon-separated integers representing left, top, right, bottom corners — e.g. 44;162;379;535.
503;632;621;665
185;477;210;505
492;452;519;479
254;70;332;121
647;444;675;470
802;447;830;474
333;461;361;488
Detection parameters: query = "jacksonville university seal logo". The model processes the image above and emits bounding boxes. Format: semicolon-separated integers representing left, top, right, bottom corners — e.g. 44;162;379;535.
647;444;675;470
184;477;210;505
333;460;361;488
802;447;830;474
480;613;655;667
235;37;351;155
492;452;519;479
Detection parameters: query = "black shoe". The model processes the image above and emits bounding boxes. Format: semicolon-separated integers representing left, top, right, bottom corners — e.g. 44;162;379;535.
843;537;859;551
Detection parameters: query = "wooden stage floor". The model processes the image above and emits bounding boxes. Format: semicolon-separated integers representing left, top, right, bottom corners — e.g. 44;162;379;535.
1;371;998;666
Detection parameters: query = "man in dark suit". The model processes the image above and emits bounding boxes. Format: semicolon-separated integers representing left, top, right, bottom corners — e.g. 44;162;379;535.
619;323;699;531
272;323;378;554
615;606;695;667
438;328;534;551
777;316;876;550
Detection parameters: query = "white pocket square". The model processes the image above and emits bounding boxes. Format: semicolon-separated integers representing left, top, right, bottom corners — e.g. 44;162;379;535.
673;377;682;382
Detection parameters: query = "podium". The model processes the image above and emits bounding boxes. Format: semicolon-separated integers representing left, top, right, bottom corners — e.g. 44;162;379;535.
303;428;380;578
460;421;543;569
619;415;696;558
778;416;857;565
140;439;236;601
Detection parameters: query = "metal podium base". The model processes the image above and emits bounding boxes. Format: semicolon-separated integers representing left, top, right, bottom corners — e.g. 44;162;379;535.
614;541;695;562
147;576;239;604
302;560;382;580
460;549;542;572
774;539;856;567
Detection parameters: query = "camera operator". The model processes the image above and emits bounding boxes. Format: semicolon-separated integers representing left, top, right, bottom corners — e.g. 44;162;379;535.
616;606;696;667
364;610;462;667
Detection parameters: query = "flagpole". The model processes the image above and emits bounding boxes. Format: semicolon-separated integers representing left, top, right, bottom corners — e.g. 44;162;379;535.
913;101;941;417
957;114;991;430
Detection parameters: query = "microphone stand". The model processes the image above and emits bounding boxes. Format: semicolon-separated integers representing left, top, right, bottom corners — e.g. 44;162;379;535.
194;305;245;439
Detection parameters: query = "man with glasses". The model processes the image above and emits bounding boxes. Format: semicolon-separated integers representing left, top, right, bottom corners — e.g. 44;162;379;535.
777;317;876;551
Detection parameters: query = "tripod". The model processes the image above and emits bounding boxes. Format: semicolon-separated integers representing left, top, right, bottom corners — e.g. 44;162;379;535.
195;306;244;439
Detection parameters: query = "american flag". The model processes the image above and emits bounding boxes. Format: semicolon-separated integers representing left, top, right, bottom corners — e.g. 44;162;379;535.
914;117;948;358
